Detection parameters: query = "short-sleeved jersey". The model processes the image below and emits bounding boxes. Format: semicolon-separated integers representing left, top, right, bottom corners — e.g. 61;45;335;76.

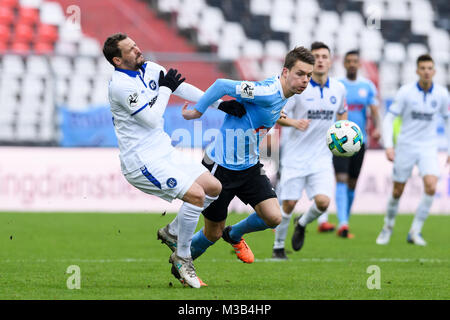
339;77;378;139
280;77;347;174
195;76;288;171
388;82;449;150
108;61;173;174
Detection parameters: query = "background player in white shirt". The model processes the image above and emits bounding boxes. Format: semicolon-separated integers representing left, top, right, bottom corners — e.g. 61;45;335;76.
272;42;348;259
103;33;245;288
377;54;450;246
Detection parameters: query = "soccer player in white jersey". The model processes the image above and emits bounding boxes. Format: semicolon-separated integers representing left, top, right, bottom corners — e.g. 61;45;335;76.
272;42;348;259
376;54;450;246
103;33;245;288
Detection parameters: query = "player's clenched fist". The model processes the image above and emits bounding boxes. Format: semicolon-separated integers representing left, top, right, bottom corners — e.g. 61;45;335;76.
159;69;185;92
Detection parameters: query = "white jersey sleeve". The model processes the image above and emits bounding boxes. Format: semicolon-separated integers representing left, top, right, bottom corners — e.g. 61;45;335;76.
440;89;450;155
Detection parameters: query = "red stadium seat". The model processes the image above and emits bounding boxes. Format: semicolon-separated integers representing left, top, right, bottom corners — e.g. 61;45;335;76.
0;6;15;26
0;0;18;9
14;23;34;42
36;23;58;43
0;24;11;42
0;41;7;53
17;7;39;25
34;41;54;54
11;41;30;54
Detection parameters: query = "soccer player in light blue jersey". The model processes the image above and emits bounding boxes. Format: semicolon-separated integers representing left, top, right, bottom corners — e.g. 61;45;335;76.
158;47;315;283
333;50;381;238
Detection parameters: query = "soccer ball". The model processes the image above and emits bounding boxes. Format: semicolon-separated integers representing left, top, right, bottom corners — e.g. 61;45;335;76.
326;120;363;157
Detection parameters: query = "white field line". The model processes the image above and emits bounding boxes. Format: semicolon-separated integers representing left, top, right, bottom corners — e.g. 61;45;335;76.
0;258;447;264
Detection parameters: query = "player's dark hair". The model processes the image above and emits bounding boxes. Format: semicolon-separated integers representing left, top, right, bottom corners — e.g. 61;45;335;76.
416;54;433;66
344;50;359;58
103;33;128;67
284;46;315;69
310;41;330;53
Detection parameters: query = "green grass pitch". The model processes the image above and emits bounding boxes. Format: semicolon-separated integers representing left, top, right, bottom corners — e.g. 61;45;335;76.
0;212;448;300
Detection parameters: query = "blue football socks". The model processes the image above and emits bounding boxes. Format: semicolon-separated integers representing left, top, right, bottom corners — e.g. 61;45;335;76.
336;182;349;226
190;228;214;260
347;188;355;221
229;212;269;243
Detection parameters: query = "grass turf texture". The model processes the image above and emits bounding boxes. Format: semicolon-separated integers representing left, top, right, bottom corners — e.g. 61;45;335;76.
0;212;448;300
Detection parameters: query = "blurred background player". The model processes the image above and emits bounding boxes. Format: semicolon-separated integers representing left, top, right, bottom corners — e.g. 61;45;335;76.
162;47;315;270
376;54;450;246
272;42;347;259
104;33;245;288
333;50;381;238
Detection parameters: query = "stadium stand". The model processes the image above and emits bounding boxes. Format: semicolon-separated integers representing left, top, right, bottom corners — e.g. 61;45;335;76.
0;0;448;146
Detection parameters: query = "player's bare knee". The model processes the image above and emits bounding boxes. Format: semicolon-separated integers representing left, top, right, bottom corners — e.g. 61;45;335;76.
424;185;436;196
315;197;330;212
282;200;296;214
207;177;222;197
187;185;206;207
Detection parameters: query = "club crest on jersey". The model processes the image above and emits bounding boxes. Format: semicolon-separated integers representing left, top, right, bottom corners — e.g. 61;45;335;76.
431;100;437;108
330;96;337;104
149;80;157;90
358;88;368;98
166;178;177;188
127;92;139;107
240;81;255;99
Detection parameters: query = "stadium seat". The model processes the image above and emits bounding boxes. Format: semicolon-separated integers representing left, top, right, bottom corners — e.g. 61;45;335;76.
34;41;53;54
157;0;180;13
54;40;77;56
341;11;365;30
96;56;114;76
39;1;65;26
22;74;45;96
383;42;406;63
290;30;312;49
0;24;11;42
386;0;410;20
36;23;58;43
295;0;320;19
262;58;282;79
270;10;294;33
14;23;34;42
50;55;73;76
265;40;287;59
26;55;49;74
318;11;340;32
78;37;101;57
242;39;264;59
406;43;428;62
249;0;271;15
17;6;39;25
1;0;19;9
19;0;42;8
0;41;7;53
74;56;96;76
176;0;205;29
11;41;31;54
197;6;224;46
0;6;15;26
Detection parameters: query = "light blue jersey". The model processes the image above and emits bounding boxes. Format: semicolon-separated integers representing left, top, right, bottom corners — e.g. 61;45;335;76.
338;77;378;140
194;76;287;170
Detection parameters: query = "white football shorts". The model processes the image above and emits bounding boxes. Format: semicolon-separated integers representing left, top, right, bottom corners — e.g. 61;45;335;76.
393;146;440;183
279;166;334;201
124;149;207;202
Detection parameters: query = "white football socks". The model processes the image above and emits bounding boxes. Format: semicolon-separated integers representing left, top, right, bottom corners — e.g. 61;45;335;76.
177;202;203;258
317;211;329;225
385;196;400;228
167;194;218;237
273;208;292;249
299;202;324;227
410;193;433;234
